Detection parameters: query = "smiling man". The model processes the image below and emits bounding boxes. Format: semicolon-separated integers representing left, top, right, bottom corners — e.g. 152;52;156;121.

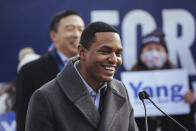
25;22;139;131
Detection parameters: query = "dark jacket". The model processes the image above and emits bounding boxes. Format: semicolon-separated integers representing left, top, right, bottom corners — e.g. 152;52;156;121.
16;52;59;131
25;56;139;131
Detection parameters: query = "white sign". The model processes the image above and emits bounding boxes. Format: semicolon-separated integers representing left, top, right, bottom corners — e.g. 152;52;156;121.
121;69;190;117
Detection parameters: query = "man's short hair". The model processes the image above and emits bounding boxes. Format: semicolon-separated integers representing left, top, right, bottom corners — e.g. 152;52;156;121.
80;21;119;49
50;10;81;32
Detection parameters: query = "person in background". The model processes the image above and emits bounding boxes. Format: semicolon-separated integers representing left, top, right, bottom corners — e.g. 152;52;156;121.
0;81;16;114
25;21;139;131
0;47;38;115
16;10;85;131
17;47;40;72
131;28;195;131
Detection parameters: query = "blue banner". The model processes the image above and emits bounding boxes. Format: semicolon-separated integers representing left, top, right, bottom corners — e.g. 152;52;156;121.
0;112;16;131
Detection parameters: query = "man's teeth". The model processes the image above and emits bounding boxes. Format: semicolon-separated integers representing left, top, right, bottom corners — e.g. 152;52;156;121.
105;66;115;71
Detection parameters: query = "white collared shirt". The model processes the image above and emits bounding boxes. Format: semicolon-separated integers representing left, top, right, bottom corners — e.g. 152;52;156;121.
56;50;67;65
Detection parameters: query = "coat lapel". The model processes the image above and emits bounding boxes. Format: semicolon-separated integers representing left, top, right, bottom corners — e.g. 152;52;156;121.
74;93;100;128
98;80;126;131
56;57;100;128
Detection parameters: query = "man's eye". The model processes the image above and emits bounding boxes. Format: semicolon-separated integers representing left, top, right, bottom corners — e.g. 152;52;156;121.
116;52;122;57
65;26;74;31
101;50;110;54
78;27;84;32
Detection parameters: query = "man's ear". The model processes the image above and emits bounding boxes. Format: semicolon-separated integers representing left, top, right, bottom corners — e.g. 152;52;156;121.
50;31;56;43
78;45;86;61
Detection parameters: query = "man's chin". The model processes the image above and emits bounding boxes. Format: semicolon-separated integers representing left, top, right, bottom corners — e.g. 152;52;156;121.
102;76;114;82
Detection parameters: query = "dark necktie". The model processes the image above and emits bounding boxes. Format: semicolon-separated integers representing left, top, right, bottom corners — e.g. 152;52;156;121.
98;88;105;115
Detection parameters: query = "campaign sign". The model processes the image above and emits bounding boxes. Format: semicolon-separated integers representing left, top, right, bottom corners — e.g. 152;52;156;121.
121;69;190;117
0;112;16;131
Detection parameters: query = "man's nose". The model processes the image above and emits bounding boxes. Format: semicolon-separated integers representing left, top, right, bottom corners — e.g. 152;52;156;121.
108;52;118;63
73;29;82;38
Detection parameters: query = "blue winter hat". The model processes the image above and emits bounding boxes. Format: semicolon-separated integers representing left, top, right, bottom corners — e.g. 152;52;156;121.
140;28;168;53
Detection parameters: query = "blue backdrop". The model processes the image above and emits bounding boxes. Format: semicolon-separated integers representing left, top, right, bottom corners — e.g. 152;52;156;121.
0;0;196;83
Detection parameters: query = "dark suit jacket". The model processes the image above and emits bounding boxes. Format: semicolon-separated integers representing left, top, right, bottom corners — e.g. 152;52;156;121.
16;52;59;131
25;57;139;131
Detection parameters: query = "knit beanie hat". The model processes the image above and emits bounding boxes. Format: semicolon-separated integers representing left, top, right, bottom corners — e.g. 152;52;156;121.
139;28;168;54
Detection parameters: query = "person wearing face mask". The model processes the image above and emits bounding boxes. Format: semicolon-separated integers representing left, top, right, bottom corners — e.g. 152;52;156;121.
130;28;195;131
131;28;175;71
